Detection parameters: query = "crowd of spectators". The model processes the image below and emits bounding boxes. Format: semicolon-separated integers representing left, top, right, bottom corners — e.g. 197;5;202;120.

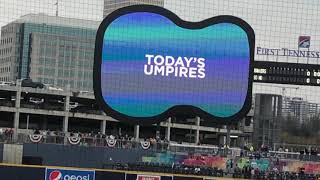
107;162;320;180
0;128;318;159
108;162;225;177
232;166;319;179
0;128;14;143
1;128;320;179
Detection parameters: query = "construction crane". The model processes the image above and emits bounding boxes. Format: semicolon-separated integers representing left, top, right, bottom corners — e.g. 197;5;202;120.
55;0;59;17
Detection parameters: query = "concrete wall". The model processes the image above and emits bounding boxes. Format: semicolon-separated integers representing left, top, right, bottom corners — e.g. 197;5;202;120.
0;144;3;162
2;144;23;164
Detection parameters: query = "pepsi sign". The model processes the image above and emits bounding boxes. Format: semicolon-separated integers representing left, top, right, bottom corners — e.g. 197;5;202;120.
94;5;255;124
45;168;95;180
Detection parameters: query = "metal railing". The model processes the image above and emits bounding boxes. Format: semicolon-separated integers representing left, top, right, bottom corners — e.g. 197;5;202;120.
15;133;170;152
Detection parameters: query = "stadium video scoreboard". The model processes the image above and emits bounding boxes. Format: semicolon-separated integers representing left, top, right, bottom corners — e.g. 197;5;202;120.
253;61;320;86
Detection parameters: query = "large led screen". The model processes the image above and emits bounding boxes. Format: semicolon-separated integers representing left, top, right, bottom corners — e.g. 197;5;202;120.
94;5;255;124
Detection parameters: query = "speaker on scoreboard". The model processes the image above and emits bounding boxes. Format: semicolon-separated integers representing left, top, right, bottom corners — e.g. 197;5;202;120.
22;156;43;165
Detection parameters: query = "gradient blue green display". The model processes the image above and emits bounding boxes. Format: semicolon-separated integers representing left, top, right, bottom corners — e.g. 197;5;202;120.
100;12;251;119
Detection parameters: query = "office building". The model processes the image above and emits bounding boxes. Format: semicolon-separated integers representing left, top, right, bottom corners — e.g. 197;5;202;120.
0;14;99;91
282;97;319;124
103;0;164;18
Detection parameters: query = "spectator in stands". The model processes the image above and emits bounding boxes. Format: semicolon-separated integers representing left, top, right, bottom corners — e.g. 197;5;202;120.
41;130;47;136
150;137;156;149
5;128;10;141
233;164;241;178
101;133;107;146
250;145;254;152
70;132;75;137
254;168;260;179
194;167;200;174
251;167;255;179
305;148;310;155
109;134;115;140
260;144;269;152
278;147;283;152
298;167;305;179
240;149;244;157
102;133;106;139
285;148;289;152
225;159;230;174
0;128;3;142
34;129;40;135
163;137;169;150
224;144;230;149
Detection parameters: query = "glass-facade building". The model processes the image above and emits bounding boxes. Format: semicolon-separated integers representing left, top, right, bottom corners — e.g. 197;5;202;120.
0;14;99;91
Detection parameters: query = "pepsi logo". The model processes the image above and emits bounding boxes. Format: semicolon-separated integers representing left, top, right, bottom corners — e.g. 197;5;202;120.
49;170;62;180
45;168;94;180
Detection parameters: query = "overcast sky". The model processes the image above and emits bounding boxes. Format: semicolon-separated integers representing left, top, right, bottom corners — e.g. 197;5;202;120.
165;0;320;103
0;0;103;29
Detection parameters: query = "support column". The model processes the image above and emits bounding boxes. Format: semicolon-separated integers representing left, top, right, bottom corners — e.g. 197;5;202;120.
13;80;22;141
195;116;200;145
219;125;228;146
100;120;106;134
63;85;70;144
63;117;69;133
165;117;171;141
156;123;160;139
226;125;231;147
42;116;48;130
134;125;140;141
219;134;226;146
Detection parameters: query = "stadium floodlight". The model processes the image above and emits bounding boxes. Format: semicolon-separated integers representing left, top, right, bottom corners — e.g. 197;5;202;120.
94;5;255;125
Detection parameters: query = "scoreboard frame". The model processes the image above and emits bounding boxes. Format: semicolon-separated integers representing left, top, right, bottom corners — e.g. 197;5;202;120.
93;5;256;125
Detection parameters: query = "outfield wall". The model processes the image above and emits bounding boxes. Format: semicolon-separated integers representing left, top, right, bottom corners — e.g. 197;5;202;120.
0;163;235;180
23;143;153;168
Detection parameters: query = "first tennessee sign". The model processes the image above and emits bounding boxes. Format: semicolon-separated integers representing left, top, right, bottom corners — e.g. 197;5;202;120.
256;36;320;59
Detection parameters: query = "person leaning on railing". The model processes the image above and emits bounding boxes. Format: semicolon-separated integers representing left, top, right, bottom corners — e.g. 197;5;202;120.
0;128;4;142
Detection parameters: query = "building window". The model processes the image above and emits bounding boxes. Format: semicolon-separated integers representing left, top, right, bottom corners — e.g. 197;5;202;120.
40;47;45;56
38;67;43;74
57;79;63;86
58;70;63;77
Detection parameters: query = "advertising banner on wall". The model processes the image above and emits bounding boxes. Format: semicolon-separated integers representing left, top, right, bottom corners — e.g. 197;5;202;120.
45;168;95;180
137;174;160;180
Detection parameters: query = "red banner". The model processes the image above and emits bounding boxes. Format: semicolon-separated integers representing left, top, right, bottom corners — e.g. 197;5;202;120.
137;175;160;180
